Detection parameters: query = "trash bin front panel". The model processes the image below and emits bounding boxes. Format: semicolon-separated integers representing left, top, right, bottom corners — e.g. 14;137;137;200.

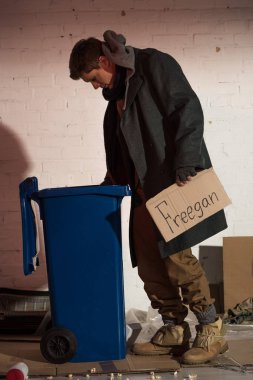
40;192;126;362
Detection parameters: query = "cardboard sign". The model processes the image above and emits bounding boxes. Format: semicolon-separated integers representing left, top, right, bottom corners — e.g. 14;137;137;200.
146;168;231;242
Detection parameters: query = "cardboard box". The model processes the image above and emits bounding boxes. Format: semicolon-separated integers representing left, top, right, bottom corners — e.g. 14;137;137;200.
223;237;253;311
199;246;224;313
146;168;231;242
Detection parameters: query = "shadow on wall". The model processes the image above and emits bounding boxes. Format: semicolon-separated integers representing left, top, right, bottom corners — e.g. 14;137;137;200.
0;122;48;290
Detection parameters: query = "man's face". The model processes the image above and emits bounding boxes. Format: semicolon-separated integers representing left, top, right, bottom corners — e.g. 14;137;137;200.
80;56;116;90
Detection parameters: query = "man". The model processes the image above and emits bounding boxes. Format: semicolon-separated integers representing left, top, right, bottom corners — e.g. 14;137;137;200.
69;30;228;364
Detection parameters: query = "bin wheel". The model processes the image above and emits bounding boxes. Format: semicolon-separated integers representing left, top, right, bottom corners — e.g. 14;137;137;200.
40;327;77;364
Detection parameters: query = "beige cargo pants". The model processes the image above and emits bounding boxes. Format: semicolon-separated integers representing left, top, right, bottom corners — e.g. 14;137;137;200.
132;184;214;324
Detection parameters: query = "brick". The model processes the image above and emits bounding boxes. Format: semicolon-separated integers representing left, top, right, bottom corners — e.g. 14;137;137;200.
66;97;87;111
33;87;63;99
239;81;253;95
230;93;252;107
160;9;199;24
25;145;62;160
234;33;253;46
27;99;48;112
0;0;51;13
42;135;83;147
0;88;29;100
0;227;22;250
0;12;38;27
26;122;74;137
0;26;23;38
0;112;40;130
224;20;250;34
3;211;20;226
193;33;234;46
81;158;106;172
62;23;85;37
209;94;232;107
172;0;216;9
77;10;127;25
218;0;253;8
173;1;253;10
1;37;41;49
134;0;174;10
40;109;84;125
153;34;193;49
1;100;26;113
65;172;93;186
201;57;242;73
217;70;239;82
41;35;74;50
0;48;19;62
46;97;66;111
83;125;104;145
42;159;84;173
201;8;243;22
129;10;161;23
61;145;103;159
41;24;64;38
35;11;76;25
29;75;54;87
88;0;135;11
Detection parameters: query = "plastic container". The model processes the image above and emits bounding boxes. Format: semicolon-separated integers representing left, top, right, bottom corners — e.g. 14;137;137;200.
19;177;131;364
6;362;28;380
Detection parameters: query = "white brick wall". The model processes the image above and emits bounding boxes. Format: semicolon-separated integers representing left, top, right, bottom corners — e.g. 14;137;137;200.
0;0;252;312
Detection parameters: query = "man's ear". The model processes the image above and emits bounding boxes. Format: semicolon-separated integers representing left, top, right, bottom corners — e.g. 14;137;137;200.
98;55;115;73
98;55;114;70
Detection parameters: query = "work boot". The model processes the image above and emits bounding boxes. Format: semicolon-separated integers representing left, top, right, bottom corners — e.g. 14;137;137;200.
182;317;228;364
131;322;191;356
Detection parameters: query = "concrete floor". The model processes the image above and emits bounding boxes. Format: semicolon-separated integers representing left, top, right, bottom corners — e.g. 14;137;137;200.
1;323;253;379
28;366;253;380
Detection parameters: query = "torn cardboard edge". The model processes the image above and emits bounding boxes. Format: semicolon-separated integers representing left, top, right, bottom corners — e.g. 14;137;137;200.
146;168;231;242
223;236;253;311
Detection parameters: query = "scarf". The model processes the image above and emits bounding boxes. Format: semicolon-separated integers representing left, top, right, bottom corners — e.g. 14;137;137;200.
102;65;126;101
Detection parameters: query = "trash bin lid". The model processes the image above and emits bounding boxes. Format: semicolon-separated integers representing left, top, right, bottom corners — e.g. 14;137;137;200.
32;184;131;199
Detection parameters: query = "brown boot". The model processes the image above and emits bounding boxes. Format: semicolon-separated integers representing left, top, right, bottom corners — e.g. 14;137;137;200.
131;322;191;356
182;317;228;364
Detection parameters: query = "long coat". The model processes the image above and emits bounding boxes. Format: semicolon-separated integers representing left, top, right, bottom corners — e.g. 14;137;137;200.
103;47;227;266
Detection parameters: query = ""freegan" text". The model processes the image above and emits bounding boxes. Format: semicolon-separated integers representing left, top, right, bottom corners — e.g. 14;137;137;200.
154;192;219;234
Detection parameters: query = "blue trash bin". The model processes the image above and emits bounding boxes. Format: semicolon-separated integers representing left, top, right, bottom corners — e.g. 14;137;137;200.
19;177;131;364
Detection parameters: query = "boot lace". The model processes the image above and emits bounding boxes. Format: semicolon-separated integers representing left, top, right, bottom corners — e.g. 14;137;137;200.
194;327;223;352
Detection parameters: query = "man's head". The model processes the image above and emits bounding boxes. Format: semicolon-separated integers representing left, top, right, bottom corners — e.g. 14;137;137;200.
69;37;116;89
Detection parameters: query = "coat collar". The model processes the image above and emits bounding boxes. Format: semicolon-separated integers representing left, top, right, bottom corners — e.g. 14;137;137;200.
125;74;143;110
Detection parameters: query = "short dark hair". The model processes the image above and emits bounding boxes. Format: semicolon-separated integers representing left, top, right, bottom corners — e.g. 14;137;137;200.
69;37;103;80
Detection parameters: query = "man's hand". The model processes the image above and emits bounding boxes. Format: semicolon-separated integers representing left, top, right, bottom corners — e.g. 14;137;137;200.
176;167;197;186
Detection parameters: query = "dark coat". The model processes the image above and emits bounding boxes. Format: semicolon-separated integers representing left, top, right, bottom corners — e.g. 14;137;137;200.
103;47;227;266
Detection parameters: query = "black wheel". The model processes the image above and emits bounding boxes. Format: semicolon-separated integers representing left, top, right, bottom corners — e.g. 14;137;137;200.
40;327;77;364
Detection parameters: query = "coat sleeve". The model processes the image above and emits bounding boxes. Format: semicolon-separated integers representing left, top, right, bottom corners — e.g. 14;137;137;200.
146;51;206;170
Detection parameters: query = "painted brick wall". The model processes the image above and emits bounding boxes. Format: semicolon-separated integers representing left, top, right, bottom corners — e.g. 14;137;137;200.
0;0;252;312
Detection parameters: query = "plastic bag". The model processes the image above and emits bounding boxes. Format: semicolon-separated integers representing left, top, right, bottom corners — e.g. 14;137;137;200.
126;307;163;343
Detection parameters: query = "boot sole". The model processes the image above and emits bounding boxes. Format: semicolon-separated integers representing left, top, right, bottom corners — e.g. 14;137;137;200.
130;349;172;356
182;342;229;365
131;342;190;356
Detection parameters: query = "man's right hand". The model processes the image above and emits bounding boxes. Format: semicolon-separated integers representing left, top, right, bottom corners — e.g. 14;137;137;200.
176;167;197;186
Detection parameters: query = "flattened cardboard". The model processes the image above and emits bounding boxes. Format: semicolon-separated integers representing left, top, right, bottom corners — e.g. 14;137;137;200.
0;340;180;375
199;246;224;313
223;236;253;311
146;168;231;242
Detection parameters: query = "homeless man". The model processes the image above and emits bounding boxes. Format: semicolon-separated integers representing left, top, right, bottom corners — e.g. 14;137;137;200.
68;30;228;364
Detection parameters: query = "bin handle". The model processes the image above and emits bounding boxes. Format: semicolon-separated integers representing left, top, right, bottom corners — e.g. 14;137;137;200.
19;177;39;275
